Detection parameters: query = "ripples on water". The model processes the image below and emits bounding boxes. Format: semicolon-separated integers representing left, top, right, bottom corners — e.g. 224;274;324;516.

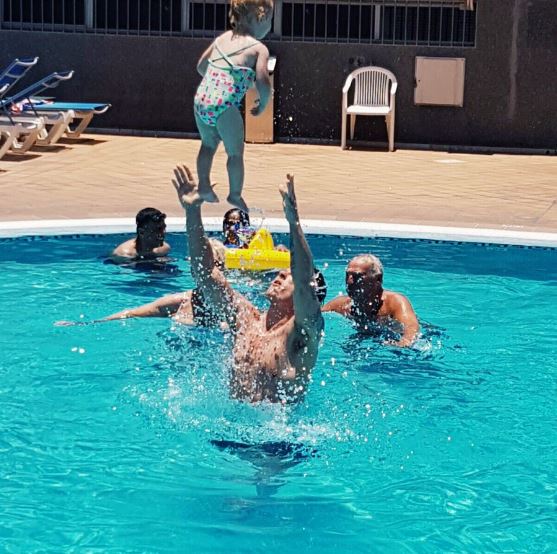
0;234;556;552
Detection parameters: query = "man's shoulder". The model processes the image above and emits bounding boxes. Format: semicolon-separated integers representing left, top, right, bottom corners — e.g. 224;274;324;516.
383;289;413;313
153;242;171;256
322;295;351;315
111;238;137;259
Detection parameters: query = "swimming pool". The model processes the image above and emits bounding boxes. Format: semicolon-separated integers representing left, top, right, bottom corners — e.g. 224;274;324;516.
1;233;556;552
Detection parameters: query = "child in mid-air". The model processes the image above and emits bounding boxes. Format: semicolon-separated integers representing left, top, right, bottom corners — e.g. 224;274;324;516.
193;0;273;212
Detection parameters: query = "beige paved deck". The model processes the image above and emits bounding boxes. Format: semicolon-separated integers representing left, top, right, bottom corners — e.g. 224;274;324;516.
1;134;556;232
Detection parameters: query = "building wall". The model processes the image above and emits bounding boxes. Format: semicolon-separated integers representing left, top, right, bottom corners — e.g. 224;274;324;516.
0;0;555;149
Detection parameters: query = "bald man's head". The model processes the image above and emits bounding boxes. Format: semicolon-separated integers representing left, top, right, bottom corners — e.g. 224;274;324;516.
345;254;384;299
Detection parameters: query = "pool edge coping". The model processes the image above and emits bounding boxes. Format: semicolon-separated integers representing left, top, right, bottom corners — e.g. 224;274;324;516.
1;218;556;248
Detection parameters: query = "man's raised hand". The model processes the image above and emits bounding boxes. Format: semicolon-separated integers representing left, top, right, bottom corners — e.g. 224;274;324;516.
279;174;299;224
172;165;204;207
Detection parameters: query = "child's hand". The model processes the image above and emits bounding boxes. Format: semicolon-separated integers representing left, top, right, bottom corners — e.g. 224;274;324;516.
251;99;264;116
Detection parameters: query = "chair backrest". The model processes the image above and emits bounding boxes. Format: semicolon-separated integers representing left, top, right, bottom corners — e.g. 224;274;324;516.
352;66;397;107
0;70;74;112
0;57;39;100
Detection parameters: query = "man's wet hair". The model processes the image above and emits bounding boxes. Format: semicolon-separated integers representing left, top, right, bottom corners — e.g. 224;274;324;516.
222;208;250;234
313;268;327;304
352;254;383;281
136;207;166;229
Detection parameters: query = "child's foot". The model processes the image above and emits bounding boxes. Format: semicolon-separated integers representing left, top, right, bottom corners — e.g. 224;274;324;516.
199;183;220;203
227;194;249;213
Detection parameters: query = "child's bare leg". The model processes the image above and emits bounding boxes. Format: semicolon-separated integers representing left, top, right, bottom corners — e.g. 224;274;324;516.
195;113;220;203
216;107;249;212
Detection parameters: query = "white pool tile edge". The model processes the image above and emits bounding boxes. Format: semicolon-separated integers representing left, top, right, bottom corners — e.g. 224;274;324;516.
0;218;556;247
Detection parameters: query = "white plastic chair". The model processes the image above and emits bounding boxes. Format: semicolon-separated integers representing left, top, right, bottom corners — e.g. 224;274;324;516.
341;66;398;152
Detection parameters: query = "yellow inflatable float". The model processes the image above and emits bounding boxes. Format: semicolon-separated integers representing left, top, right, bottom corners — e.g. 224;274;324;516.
225;228;290;271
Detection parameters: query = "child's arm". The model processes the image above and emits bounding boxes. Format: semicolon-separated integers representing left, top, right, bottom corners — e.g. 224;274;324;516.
252;45;272;115
196;42;214;77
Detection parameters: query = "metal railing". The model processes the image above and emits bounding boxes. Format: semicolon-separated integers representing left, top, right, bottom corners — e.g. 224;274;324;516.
0;0;476;46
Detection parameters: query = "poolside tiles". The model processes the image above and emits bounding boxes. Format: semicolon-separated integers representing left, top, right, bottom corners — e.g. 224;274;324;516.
0;134;555;232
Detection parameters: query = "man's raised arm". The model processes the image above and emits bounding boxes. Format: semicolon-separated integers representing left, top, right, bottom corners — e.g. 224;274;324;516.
172;166;234;318
280;175;324;334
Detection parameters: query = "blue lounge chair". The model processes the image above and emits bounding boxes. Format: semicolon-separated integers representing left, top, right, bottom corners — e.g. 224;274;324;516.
22;100;111;138
0;57;40;100
0;70;75;112
0;58;110;139
0;70;75;147
0;71;74;146
0;59;51;154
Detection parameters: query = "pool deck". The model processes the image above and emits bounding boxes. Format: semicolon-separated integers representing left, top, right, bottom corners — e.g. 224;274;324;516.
0;134;556;233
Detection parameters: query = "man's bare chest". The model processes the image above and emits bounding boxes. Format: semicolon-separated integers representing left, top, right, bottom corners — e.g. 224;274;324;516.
234;324;292;377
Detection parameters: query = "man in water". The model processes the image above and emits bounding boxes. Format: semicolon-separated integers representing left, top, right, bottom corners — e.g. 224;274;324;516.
323;254;419;347
63;289;221;327
110;207;171;263
56;239;227;328
173;165;325;403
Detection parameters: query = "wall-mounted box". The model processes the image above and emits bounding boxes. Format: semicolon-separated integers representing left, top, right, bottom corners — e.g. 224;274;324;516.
414;57;466;107
245;56;277;143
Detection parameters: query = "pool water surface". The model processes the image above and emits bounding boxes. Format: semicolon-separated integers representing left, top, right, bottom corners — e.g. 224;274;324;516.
0;233;556;552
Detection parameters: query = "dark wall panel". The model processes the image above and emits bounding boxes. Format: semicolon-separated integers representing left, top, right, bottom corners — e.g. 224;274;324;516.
0;0;555;148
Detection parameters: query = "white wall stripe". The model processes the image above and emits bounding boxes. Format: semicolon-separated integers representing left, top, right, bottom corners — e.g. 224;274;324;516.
0;218;556;248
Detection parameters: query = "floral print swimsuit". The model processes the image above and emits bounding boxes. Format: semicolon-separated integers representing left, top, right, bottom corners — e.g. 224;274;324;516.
194;39;258;127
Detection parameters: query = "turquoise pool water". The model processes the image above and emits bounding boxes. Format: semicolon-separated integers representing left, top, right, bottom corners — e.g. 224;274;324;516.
1;233;556;552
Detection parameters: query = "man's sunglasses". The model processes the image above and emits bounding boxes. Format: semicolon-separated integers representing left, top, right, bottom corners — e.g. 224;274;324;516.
225;221;250;231
346;271;367;281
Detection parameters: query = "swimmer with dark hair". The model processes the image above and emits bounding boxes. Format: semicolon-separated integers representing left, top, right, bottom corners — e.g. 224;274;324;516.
111;207;170;263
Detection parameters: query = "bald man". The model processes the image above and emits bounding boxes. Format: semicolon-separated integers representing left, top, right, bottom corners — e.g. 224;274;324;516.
323;254;419;347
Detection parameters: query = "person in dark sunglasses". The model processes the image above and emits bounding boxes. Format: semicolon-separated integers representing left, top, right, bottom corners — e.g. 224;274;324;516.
323;254;419;347
219;207;289;253
110;207;171;263
222;208;254;248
